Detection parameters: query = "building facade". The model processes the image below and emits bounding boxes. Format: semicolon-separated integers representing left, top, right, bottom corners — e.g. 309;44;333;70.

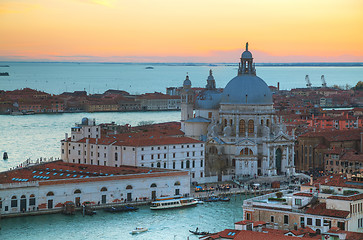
180;43;295;180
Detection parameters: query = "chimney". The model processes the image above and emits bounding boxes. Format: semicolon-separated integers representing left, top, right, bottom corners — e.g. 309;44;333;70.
277;82;280;91
310;175;313;186
65;133;68;140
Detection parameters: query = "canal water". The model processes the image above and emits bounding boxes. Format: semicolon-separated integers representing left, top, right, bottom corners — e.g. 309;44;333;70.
0;194;250;240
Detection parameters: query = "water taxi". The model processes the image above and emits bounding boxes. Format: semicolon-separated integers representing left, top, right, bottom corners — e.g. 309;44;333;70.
150;196;198;210
130;227;148;234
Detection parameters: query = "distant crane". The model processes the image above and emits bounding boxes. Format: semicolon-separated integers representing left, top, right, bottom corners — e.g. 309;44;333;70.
305;75;312;88
321;75;327;88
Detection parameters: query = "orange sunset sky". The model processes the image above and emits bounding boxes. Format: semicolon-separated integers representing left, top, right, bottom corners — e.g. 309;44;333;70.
0;0;362;62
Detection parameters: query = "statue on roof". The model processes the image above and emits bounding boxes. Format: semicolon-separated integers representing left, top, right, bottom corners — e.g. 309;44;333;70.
246;42;248;51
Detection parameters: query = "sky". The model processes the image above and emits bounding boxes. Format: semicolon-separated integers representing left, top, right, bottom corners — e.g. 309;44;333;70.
0;0;362;63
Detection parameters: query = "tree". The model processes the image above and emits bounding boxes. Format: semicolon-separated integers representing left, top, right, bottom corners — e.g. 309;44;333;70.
353;81;363;90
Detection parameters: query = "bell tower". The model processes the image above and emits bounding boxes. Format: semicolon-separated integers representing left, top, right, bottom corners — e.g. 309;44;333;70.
181;74;194;132
238;42;256;76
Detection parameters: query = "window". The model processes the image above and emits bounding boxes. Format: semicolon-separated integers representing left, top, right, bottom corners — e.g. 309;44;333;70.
164;162;166;168
239;120;245;133
295;199;302;206
151;154;154;160
201;160;203;167
104;153;106;158
270;216;274;222
337;221;345;230
141;155;144;160
158;154;160;159
115;153;118;161
192;160;195;168
158;147;160;150
316;219;321;227
157;162;161;168
126;185;133;190
46;192;54;196
74;189;81;194
187;152;189;157
307;218;312;225
200;172;203;178
201;151;203;156
151;163;154;167
284;215;289;224
186;160;190;168
173;162;176;169
300;217;305;225
164;154;166;158
181;161;184;168
174;181;181;186
29;194;36;206
100;187;108;192
248;120;254;133
150;183;157;188
246;212;251;220
11;196;17;208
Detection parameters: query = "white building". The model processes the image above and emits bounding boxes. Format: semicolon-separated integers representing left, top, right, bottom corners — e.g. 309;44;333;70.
0;161;190;216
180;43;295;181
61;121;206;183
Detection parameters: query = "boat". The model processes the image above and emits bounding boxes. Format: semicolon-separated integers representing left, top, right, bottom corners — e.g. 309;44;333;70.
203;196;220;202
104;205;138;213
145;67;154;69
150;196;198;210
189;229;211;235
219;197;230;202
130;227;148;234
11;111;23;116
0;72;9;76
3;152;8;160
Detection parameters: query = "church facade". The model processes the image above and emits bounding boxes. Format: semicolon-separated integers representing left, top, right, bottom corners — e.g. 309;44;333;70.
181;44;295;181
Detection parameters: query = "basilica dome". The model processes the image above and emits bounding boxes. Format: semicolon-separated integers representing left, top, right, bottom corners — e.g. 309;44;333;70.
221;75;272;105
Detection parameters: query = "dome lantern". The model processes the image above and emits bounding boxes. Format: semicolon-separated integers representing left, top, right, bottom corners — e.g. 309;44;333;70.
238;42;256;76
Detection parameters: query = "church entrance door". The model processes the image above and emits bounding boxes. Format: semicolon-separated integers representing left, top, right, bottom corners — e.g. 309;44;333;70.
275;148;282;175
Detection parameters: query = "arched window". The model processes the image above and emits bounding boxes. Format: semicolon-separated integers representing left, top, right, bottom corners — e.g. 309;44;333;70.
261;119;264;125
115;152;118;161
240;148;253;156
174;181;181;186
248;120;254;133
239;120;245;134
74;189;81;194
266;119;270;127
126;185;133;190
100;187;108;192
29;194;36;206
150;183;157;188
11;196;17;207
157;162;161;168
224;118;227;127
46;192;54;196
186;160;190;168
230;119;233;126
21;195;26;199
232;159;236;167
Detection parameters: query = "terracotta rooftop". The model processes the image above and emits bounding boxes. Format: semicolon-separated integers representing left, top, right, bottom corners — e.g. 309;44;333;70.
326;228;363;240
327;193;363;201
0;160;177;185
300;128;362;142
293;192;313;197
305;203;350;218
303;174;363;190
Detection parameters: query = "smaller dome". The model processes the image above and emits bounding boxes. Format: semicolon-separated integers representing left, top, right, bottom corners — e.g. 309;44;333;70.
183;75;191;86
241;50;252;59
81;117;89;125
196;90;222;109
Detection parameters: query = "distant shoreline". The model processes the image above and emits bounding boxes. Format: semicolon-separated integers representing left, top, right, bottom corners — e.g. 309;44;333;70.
0;61;362;67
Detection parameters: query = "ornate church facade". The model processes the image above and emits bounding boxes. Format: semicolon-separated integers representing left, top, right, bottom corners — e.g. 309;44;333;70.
181;44;295;181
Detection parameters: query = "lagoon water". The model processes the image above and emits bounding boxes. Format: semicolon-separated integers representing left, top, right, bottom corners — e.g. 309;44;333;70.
1;62;363;94
1;63;363;239
0;194;249;240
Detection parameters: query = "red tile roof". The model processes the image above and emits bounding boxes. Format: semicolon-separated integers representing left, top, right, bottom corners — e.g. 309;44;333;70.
0;160;184;185
233;230;316;240
293;192;313;197
327;193;363;201
300;129;362;142
327;228;363;240
305;203;350;218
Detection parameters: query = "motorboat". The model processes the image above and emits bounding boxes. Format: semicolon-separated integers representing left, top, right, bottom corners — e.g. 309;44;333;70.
131;227;148;234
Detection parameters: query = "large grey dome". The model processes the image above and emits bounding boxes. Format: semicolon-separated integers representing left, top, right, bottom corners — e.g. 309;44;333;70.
196;90;222;109
221;75;272;105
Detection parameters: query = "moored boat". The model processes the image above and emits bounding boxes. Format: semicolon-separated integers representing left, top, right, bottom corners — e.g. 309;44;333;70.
104;205;138;213
3;152;8;160
150;196;198;210
131;227;148;234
